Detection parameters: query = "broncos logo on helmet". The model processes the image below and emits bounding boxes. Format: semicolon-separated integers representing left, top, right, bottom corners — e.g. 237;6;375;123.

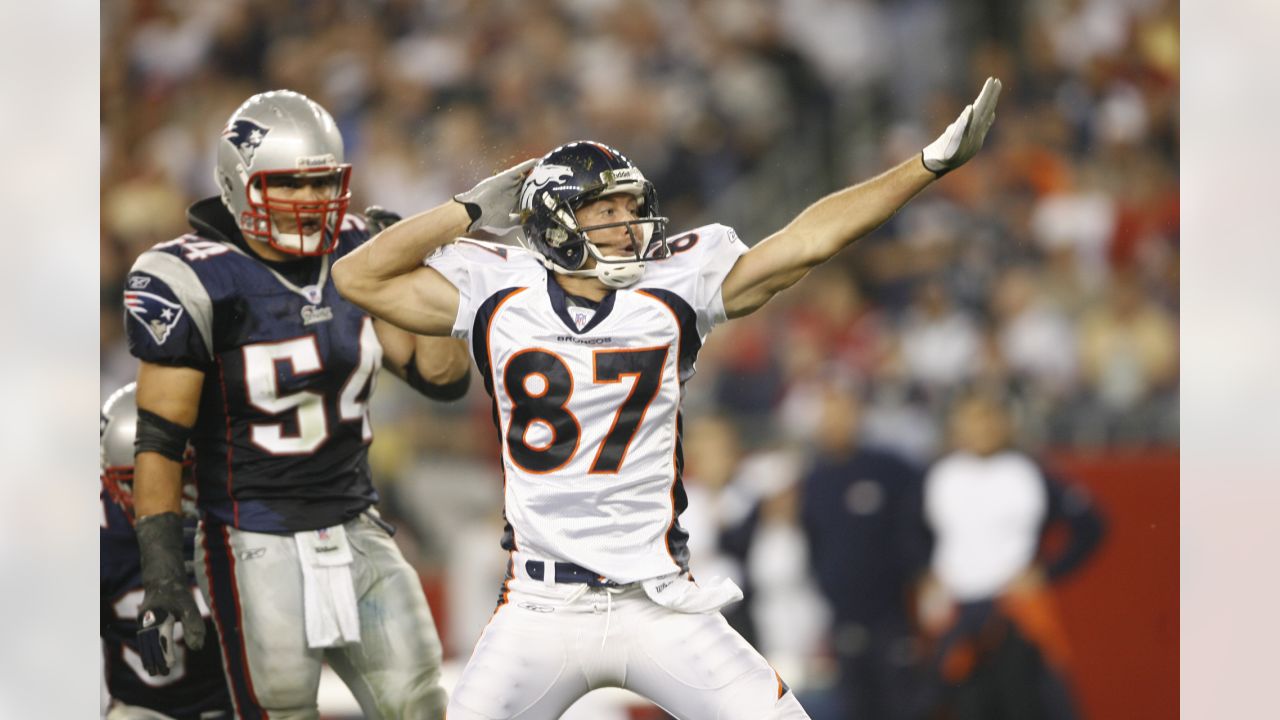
519;164;577;217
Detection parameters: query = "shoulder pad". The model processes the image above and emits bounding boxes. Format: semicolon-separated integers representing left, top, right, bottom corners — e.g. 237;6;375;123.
662;223;744;260
144;234;237;264
128;240;217;358
451;238;534;264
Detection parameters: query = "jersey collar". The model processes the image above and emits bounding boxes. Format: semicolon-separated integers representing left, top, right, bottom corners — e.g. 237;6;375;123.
546;270;616;335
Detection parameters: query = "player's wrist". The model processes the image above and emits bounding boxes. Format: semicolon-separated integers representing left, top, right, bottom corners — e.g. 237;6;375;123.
921;150;947;177
136;512;187;584
453;197;483;227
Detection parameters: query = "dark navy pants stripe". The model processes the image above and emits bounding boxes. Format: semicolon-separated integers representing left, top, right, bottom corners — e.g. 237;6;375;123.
202;519;266;720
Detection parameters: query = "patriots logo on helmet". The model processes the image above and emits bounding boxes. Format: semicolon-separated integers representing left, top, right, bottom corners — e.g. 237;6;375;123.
124;290;186;345
520;164;576;212
222;118;271;166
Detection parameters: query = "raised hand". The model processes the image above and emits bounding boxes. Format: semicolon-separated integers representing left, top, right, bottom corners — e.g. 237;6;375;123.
922;77;1002;176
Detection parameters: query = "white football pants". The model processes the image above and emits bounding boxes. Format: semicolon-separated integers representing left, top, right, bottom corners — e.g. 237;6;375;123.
447;573;810;720
194;512;447;720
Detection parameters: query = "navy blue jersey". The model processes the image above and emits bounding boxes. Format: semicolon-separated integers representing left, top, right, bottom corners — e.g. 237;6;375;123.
124;199;384;532
101;489;232;719
800;446;929;624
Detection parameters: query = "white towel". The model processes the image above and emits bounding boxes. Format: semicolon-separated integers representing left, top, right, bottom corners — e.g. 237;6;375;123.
642;572;743;614
294;525;361;648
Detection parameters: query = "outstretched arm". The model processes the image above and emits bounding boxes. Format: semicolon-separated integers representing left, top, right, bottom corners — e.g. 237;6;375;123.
721;77;1001;318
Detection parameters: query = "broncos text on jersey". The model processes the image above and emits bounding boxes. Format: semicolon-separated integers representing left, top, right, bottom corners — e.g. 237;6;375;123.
427;225;748;584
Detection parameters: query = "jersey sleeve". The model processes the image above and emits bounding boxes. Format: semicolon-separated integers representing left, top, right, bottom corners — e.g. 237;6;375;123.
426;239;541;342
691;224;749;332
424;241;475;340
332;213;374;259
123;251;215;369
646;223;750;338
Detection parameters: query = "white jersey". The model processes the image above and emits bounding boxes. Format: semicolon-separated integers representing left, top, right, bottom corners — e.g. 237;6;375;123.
924;450;1049;601
428;225;749;584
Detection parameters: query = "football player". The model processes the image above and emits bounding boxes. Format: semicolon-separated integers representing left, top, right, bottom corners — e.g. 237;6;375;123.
101;383;233;720
124;90;469;720
333;79;1002;719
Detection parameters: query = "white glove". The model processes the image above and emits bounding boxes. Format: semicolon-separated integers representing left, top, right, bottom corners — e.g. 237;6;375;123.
453;158;537;235
921;76;1002;176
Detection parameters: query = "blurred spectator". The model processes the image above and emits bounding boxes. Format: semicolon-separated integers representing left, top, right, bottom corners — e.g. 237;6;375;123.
1076;269;1178;444
680;414;754;640
898;279;982;396
799;380;931;720
724;448;831;690
918;390;1105;720
990;265;1078;398
101;0;1179;461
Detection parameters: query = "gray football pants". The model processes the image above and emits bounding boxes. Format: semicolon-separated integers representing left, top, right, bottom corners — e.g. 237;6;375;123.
194;512;446;720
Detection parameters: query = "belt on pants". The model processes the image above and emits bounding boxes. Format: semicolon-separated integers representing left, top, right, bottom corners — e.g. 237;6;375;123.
524;559;619;588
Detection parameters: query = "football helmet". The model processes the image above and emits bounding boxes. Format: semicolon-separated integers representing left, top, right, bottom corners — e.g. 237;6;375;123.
214;89;352;256
101;383;195;517
518;141;670;288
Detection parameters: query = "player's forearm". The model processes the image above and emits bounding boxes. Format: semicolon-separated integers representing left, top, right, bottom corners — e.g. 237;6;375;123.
785;157;934;264
334;200;470;292
413;335;471;386
722;157;936;318
133;454;186;518
132;362;202;519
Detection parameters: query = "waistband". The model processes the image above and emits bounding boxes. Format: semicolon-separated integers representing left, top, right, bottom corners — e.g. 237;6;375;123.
515;553;622;588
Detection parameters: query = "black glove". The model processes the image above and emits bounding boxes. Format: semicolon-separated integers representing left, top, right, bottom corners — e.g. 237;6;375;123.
363;205;403;235
136;512;204;676
453;158;537;235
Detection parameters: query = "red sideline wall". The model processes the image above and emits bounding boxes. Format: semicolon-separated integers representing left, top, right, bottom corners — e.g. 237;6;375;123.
1045;451;1178;720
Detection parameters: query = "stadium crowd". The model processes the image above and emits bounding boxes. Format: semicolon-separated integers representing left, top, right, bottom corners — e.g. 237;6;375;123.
101;0;1177;715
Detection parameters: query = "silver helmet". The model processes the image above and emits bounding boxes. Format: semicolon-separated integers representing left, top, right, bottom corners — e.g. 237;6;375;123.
100;383;196;516
214;89;352;256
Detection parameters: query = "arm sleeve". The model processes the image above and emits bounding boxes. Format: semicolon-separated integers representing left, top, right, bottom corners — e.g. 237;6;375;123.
693;225;750;336
123;257;214;369
1040;470;1107;581
424;243;476;341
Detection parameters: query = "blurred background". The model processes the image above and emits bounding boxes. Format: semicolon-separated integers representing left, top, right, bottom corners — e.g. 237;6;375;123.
100;0;1177;718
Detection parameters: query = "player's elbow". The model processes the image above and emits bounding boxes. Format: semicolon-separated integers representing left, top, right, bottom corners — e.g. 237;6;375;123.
332;255;371;308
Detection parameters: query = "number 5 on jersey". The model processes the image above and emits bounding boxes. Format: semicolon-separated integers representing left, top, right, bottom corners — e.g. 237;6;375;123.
242;317;381;454
503;346;668;475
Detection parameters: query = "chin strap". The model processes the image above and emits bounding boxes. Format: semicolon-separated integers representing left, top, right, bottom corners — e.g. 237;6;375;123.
596;262;645;288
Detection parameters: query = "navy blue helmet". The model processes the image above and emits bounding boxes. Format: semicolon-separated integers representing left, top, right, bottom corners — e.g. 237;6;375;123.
518;141;669;288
